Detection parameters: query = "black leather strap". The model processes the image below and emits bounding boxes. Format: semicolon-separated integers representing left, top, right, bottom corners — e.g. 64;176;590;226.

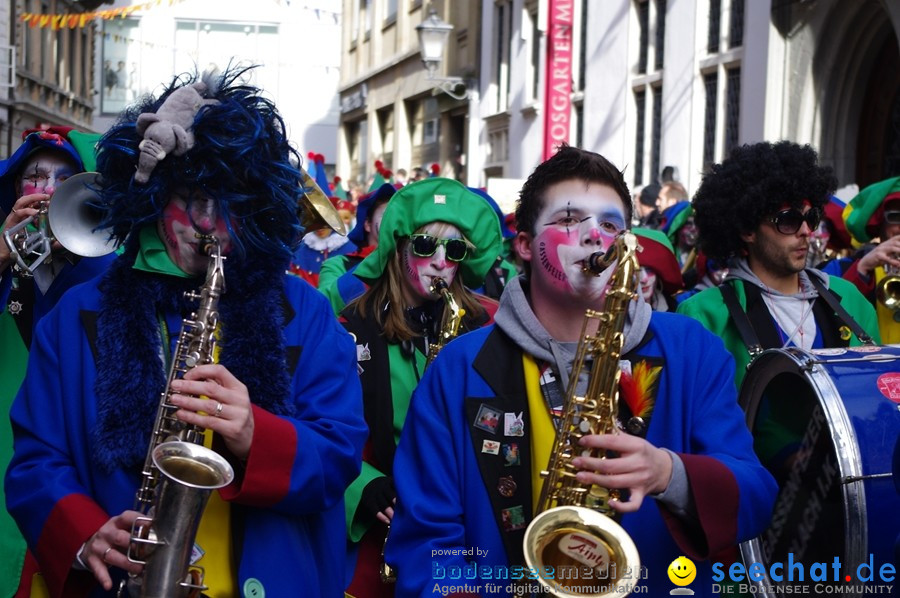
806;273;875;345
719;282;764;359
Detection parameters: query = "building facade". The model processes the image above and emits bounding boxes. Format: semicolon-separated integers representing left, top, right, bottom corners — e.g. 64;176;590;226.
337;0;481;187
341;0;899;201
1;0;103;157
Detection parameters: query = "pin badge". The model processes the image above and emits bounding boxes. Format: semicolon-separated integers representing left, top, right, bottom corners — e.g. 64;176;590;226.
7;300;21;316
434;194;446;204
482;439;500;454
502;443;520;466
504;412;524;437
626;416;646;437
501;506;526;531
474;404;502;434
497;475;518;498
356;343;371;361
839;325;852;341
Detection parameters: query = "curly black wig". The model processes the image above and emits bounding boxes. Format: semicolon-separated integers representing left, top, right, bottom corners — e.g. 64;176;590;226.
693;141;837;261
94;67;302;264
516;144;632;237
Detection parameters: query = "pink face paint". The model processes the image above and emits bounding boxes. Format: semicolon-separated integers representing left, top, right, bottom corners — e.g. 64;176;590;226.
400;223;462;306
18;152;77;197
159;191;233;275
531;185;626;302
639;267;657;302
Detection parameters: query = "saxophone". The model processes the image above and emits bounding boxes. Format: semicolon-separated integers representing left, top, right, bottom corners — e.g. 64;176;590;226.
380;276;465;583
522;232;641;598
120;237;235;598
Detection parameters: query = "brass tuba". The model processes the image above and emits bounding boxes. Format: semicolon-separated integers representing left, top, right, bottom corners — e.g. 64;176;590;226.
522;232;641;598
120;238;235;598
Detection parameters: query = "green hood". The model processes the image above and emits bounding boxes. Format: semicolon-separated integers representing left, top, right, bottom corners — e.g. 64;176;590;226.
354;178;503;288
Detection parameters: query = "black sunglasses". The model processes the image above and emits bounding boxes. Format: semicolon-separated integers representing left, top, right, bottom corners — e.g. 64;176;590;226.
409;234;471;262
884;210;900;225
770;208;822;235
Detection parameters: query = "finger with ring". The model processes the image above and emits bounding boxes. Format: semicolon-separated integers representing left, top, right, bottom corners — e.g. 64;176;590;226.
103;546;113;562
214;401;224;418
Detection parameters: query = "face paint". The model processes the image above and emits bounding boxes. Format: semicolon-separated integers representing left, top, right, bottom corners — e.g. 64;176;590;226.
531;181;626;303
18;151;78;198
159;190;233;275
679;217;698;248
400;222;462;306
639;267;657;302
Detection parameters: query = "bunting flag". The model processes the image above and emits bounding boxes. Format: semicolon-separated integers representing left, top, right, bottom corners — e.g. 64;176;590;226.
21;0;187;30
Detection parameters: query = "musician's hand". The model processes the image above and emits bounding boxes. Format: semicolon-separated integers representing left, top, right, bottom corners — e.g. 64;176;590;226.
377;499;396;525
0;193;49;273
169;363;255;461
572;433;673;514
80;511;144;590
857;236;900;278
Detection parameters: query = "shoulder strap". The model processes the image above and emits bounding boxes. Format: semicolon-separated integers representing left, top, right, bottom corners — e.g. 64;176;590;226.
806;273;875;345
719;282;764;359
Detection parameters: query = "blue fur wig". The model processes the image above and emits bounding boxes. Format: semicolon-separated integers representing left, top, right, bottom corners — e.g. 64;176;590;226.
95;67;302;263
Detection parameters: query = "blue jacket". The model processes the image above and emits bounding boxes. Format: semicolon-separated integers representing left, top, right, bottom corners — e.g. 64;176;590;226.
385;312;777;597
7;266;366;598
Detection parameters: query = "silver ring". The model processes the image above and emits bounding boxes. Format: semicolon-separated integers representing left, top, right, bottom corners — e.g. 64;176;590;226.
214;402;223;418
103;546;113;562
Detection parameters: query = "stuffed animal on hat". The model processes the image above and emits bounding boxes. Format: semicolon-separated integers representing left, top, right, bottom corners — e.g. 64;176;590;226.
134;81;218;184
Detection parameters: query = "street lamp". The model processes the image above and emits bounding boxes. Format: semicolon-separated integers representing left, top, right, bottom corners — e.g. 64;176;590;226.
416;4;469;101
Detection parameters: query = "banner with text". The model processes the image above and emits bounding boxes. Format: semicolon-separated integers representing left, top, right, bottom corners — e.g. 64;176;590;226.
543;0;574;160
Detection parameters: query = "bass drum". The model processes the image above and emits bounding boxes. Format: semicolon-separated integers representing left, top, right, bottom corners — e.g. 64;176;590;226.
739;346;900;596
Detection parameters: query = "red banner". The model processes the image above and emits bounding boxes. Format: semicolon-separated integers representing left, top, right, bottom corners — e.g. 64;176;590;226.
543;0;574;160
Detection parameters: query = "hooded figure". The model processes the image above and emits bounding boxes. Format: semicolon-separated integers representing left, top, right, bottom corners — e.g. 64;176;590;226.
340;177;503;598
0;125;114;598
6;70;366;598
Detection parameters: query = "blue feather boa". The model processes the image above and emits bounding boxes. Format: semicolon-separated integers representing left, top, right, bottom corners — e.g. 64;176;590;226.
92;247;294;472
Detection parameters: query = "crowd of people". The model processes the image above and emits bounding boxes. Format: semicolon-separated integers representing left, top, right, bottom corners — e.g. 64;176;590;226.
0;68;894;598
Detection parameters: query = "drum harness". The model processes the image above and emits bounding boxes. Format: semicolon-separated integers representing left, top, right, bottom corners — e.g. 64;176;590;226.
719;272;875;362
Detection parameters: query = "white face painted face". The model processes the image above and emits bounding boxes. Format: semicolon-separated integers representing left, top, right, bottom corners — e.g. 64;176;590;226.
400;222;463;307
18;151;78;198
639;266;658;302
529;180;627;303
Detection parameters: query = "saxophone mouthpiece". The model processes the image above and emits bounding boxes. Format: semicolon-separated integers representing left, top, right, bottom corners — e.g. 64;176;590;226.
583;249;612;275
430;277;448;294
195;234;219;257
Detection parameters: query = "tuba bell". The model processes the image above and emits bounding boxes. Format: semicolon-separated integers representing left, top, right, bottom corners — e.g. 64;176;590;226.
2;171;116;275
523;233;641;598
298;167;347;236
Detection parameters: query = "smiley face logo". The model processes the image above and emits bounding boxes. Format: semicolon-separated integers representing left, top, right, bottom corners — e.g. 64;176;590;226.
667;556;696;586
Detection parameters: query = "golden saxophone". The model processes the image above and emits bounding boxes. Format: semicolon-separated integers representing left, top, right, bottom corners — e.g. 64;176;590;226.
523;232;641;598
380;276;466;583
120;237;235;598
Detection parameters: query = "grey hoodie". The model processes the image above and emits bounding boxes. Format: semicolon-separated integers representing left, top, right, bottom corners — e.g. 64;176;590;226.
493;275;693;516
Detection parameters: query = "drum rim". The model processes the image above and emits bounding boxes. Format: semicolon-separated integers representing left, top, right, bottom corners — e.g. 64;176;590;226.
738;347;866;595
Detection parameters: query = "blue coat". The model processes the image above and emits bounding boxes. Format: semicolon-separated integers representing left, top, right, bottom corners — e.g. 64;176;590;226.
6;267;366;598
385;312;777;597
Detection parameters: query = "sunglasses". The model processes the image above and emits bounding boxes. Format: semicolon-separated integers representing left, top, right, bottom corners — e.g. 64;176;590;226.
770;208;822;235
884;210;900;225
408;234;471;262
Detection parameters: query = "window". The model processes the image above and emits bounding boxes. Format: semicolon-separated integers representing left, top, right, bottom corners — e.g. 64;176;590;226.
708;0;721;53
729;0;744;48
634;89;646;184
654;0;666;70
377;107;394;169
725;67;741;156
493;1;513;112
577;0;588;91
631;0;664;186
423;118;439;145
101;18;140;115
637;0;649;75
384;0;397;24
703;0;743;165
651;85;662;183
527;5;541;101
702;72;717;170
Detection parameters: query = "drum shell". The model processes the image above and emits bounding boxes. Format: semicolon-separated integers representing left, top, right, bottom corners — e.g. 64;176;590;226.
739;346;900;595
